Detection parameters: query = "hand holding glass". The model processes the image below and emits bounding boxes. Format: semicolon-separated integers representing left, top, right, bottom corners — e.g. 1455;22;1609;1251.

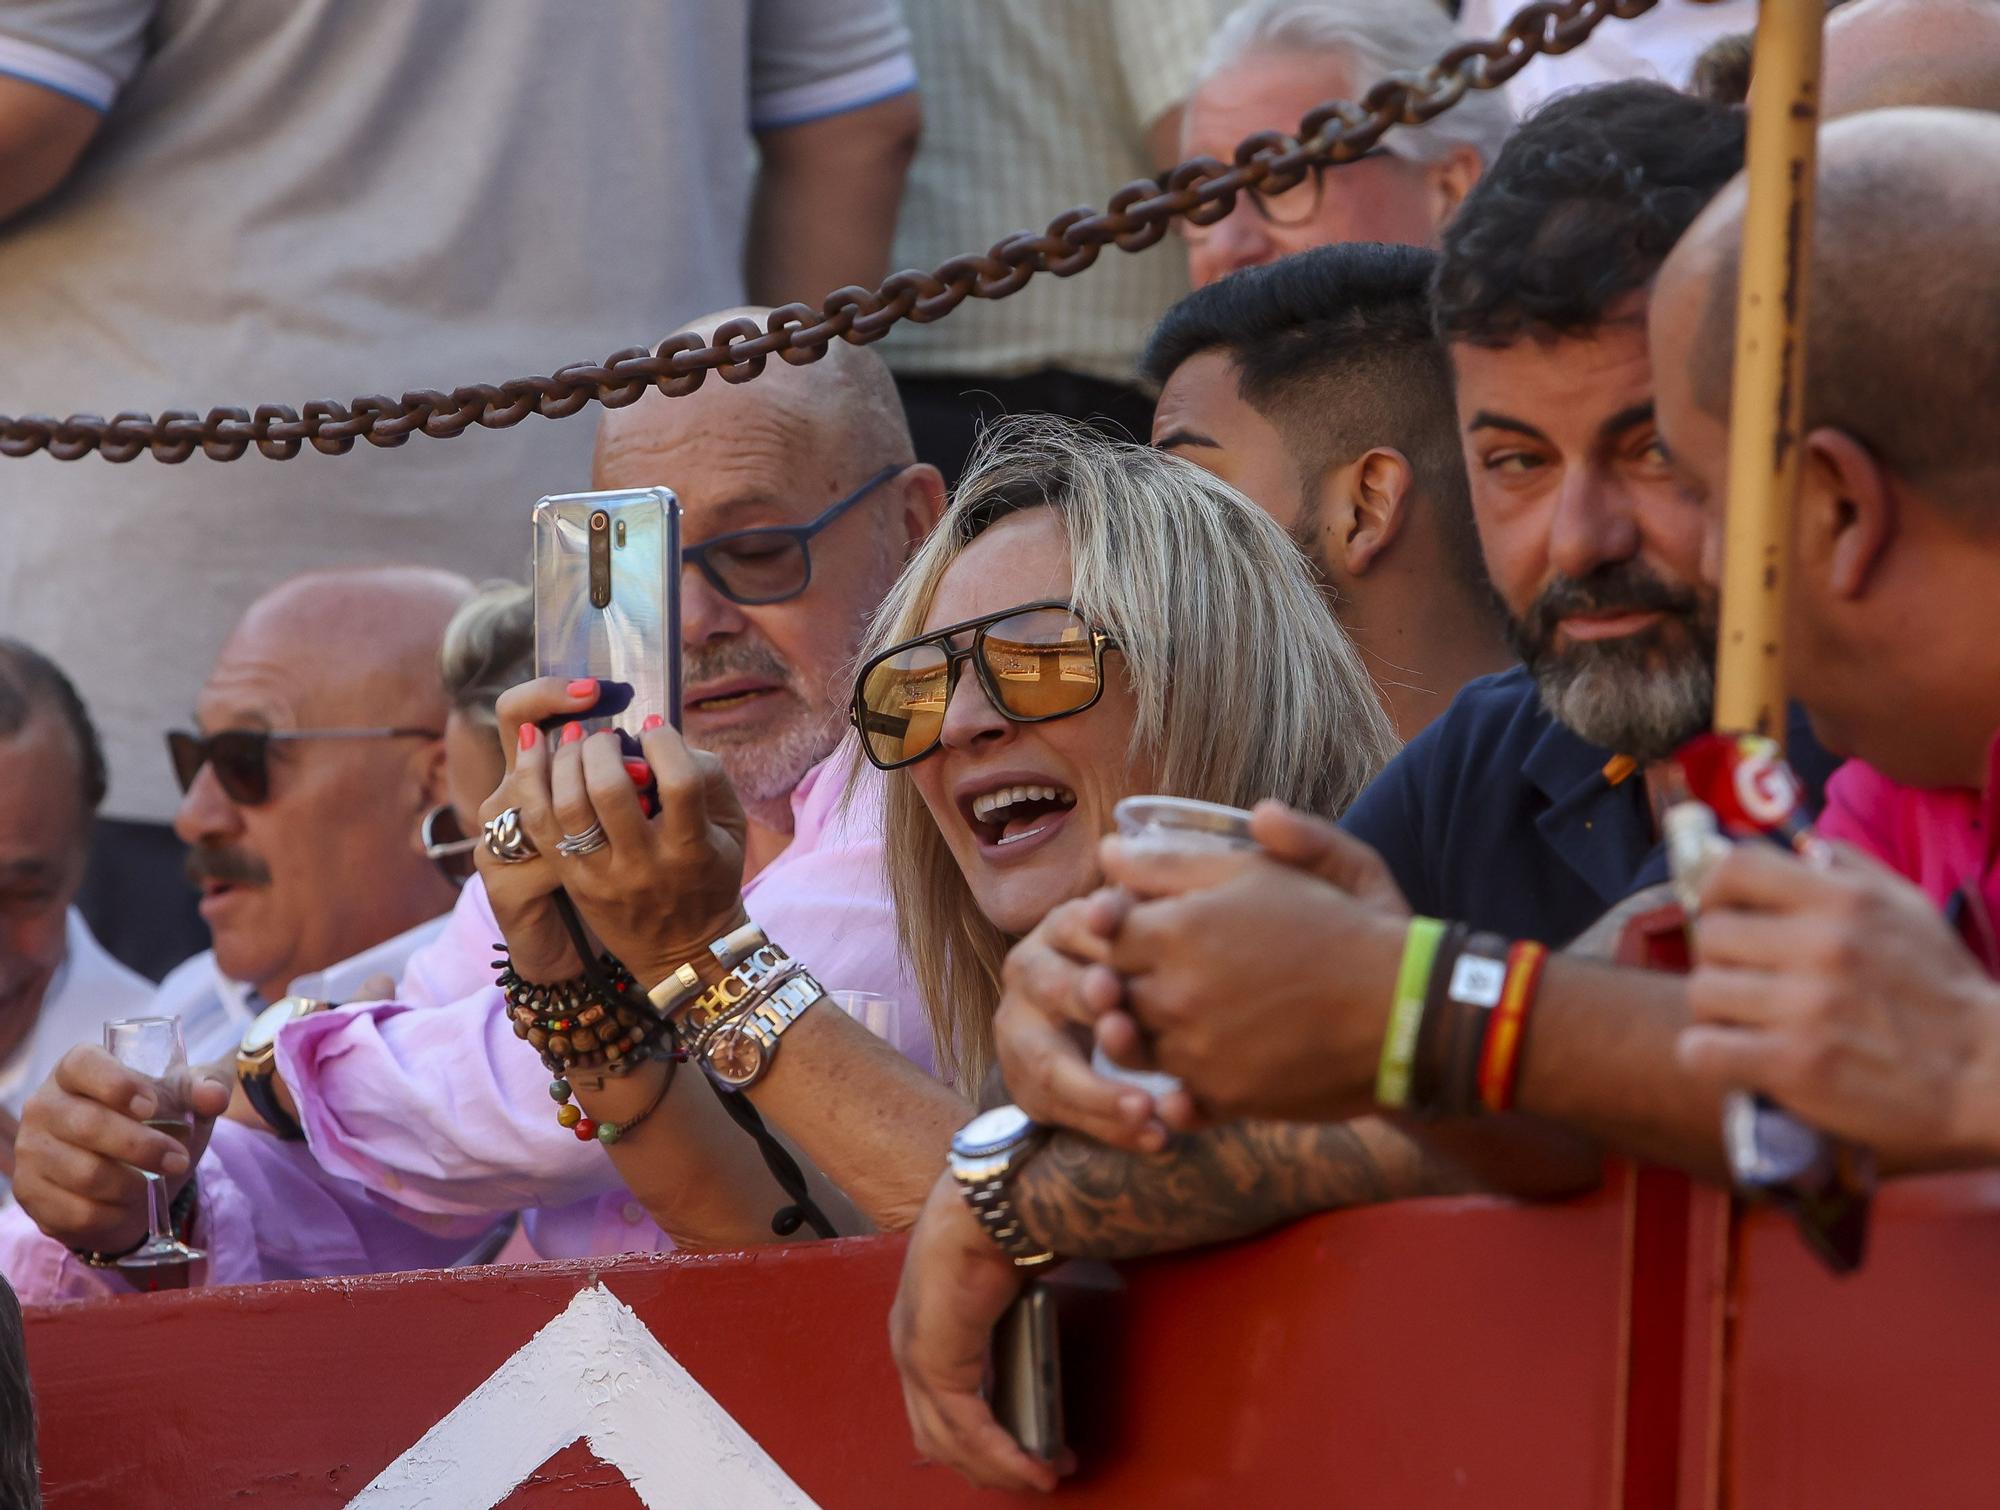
1092;797;1261;1096
102;1016;205;1267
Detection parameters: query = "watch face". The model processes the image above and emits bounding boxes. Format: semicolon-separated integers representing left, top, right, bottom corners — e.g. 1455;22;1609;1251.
241;995;312;1053
703;1025;767;1087
953;1104;1036;1159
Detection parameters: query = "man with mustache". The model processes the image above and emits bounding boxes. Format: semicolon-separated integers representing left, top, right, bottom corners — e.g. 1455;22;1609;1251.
893;83;1844;1492
0;313;947;1291
0;643;152;1188
6;568;483;1280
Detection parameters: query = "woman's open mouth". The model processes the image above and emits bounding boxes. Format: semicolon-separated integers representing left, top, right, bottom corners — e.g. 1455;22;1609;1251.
964;783;1079;853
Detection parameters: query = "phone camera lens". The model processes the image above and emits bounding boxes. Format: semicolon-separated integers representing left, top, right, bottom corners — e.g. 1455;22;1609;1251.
590;511;609;532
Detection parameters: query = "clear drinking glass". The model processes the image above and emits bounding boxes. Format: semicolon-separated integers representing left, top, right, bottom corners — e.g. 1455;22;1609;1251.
1092;796;1263;1097
831;991;898;1043
102;1015;205;1267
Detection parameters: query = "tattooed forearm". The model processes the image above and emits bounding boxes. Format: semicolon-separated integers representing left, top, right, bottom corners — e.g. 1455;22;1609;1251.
1012;1115;1469;1261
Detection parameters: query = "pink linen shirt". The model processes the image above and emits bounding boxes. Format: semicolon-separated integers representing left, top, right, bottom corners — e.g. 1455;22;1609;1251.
277;754;925;1260
4;754;923;1299
1815;737;2000;972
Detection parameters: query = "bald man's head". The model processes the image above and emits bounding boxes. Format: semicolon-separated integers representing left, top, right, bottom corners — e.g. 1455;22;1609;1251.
1677;107;2000;521
586;306;945;823
592;306;914;487
1655;108;2000;785
227;566;473;727
1825;0;2000;118
181;565;469;998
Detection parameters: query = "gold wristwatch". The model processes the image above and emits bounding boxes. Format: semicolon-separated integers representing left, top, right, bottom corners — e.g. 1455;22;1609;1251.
237;996;330;1140
650;925;826;1091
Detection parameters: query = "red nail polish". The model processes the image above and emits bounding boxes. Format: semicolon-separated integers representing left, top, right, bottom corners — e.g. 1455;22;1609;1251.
560;722;584;746
624;759;652;784
566;678;597;698
639;794;659;818
518;723;538;752
642;713;665;732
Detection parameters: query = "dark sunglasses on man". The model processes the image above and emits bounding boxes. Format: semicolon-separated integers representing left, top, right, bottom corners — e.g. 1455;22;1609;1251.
166;726;441;806
682;464;906;607
851;601;1119;771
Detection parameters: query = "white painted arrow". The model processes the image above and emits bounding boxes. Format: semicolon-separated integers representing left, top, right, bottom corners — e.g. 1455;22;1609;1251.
353;1282;820;1509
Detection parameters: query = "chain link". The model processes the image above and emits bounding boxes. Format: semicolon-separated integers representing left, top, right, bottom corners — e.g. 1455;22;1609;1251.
0;0;1665;465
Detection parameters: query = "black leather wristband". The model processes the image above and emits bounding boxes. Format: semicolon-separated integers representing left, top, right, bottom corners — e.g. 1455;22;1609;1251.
241;1071;305;1141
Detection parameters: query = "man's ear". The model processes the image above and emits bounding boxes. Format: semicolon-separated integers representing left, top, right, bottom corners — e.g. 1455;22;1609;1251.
1801;427;1894;601
1341;448;1416;577
413;734;452;818
897;464;948;559
1425;146;1484;231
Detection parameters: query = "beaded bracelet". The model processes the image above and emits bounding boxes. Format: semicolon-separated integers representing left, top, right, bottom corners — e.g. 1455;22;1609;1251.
495;944;687;1137
549;1047;677;1145
495;946;664;1076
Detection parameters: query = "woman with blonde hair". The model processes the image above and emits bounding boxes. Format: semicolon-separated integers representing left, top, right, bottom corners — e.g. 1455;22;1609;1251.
480;418;1397;1242
855;417;1395;1088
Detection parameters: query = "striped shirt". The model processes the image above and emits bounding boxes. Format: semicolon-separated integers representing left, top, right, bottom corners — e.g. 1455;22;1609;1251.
884;0;1234;385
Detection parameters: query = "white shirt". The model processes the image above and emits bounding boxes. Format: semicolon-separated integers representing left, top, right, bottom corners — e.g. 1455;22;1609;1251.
0;910;154;1124
1459;0;1757;117
155;912;454;1068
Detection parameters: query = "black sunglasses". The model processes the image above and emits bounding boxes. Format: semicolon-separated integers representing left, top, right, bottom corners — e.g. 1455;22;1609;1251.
168;727;440;806
851;601;1119;771
682;465;906;607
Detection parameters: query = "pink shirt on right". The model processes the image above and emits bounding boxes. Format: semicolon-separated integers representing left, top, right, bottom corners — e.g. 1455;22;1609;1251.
1815;741;1998;971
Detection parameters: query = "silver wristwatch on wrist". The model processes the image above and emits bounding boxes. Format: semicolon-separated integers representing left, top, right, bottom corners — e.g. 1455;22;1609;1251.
948;1105;1058;1269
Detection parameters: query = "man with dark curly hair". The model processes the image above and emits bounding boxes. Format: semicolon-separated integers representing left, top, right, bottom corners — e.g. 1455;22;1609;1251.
890;82;1826;1492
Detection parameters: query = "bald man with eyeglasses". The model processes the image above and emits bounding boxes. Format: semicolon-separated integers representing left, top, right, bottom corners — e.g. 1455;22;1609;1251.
0;313;949;1295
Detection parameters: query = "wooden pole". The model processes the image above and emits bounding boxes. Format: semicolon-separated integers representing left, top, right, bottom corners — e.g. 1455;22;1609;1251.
1712;0;1825;742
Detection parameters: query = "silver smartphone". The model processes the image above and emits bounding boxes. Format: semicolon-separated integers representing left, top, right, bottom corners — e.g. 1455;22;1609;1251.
531;487;682;738
991;1284;1064;1462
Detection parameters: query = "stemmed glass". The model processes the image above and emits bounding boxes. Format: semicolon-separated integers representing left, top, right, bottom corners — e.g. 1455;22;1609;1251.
102;1016;205;1267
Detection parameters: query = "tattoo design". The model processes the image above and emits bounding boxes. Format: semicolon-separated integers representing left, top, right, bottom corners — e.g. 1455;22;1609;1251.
1012;1117;1466;1261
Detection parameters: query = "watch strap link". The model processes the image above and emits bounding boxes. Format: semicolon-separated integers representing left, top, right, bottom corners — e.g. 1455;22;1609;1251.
963;1173;1059;1269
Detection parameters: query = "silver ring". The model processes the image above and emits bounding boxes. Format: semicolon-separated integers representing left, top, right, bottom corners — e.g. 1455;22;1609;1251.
556;821;609;859
481;807;538;864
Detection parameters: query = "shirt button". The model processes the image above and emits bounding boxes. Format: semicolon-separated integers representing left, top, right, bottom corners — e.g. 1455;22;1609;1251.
622;1201;645;1225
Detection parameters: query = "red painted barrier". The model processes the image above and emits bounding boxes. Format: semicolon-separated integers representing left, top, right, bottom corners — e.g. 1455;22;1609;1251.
27;1164;1998;1506
1721;1173;2000;1509
24;1178;1647;1509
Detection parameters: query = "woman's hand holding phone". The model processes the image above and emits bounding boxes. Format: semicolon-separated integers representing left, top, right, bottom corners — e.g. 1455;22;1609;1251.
490;676;751;990
475;679;605;982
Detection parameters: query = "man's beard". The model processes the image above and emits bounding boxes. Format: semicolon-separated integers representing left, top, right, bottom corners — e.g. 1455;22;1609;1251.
682;635;842;808
1505;562;1719;762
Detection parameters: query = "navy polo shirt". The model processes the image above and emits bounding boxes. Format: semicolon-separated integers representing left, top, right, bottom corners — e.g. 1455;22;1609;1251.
1339;667;1836;949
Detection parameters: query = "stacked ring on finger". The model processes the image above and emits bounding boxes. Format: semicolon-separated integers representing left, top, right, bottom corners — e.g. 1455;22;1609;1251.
482;806;538;864
556;820;609;859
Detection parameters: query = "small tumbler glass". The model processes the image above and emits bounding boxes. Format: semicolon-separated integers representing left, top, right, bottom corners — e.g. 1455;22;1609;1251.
1093;796;1262;1096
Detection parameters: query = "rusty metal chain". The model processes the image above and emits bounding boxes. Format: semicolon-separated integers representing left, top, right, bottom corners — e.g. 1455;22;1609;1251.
0;0;1663;465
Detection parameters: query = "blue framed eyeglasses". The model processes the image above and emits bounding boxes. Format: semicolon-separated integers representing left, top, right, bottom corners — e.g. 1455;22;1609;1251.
683;465;906;606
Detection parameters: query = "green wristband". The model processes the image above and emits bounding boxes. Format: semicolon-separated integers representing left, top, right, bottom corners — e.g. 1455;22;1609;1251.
1377;916;1447;1108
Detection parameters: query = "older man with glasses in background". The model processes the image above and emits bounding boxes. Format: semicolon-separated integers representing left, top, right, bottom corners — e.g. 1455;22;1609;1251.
0;310;948;1294
1175;0;1512;289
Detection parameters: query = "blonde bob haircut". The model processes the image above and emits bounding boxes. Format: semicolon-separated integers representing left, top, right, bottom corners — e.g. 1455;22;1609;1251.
860;417;1399;1089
